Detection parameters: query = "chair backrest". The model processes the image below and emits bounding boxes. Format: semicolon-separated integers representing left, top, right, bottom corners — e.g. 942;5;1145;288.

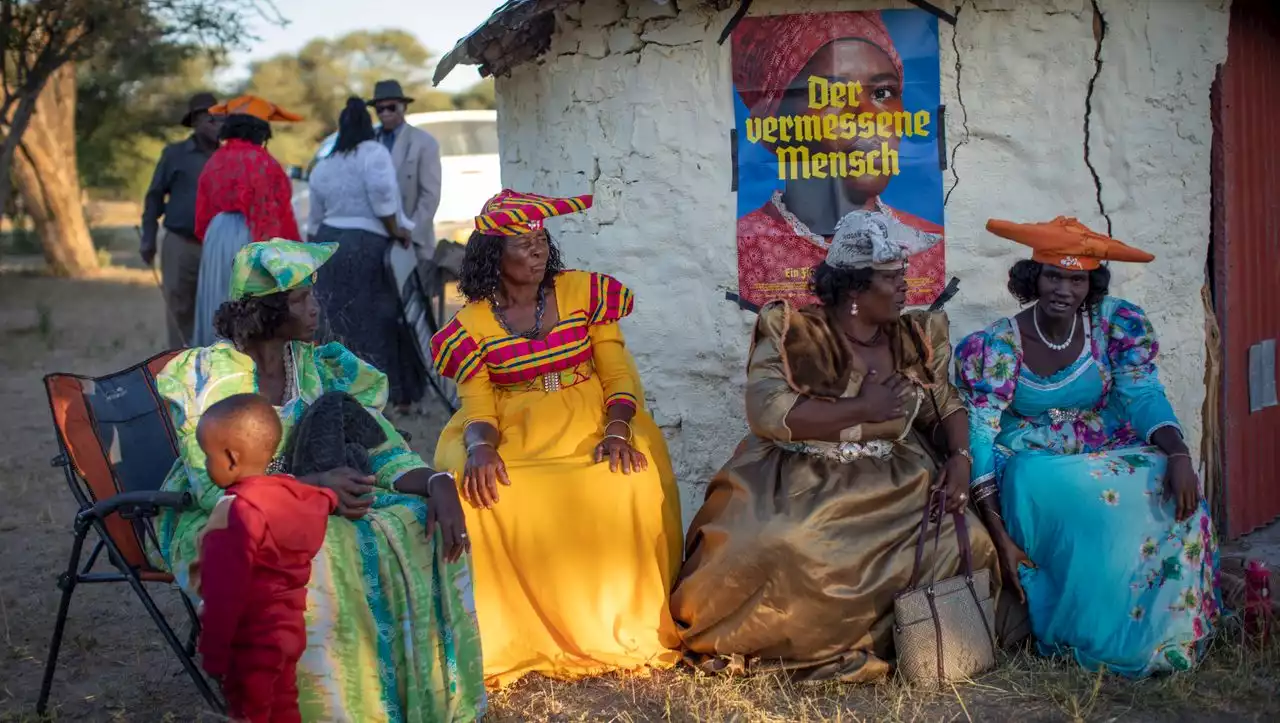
44;350;183;571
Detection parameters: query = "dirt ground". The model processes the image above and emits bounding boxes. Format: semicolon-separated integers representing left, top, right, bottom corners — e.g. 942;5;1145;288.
1;252;1278;722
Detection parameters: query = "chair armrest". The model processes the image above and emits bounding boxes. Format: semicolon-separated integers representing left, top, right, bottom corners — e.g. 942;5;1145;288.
82;491;193;522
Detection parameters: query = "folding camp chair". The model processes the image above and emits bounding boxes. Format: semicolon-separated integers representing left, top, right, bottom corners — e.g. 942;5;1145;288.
386;242;461;413
38;350;224;716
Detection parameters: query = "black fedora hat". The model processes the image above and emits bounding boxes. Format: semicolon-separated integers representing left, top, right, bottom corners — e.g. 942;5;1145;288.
367;79;415;107
181;92;218;127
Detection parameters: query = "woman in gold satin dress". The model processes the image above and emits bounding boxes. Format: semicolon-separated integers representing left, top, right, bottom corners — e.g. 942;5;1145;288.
670;210;1008;682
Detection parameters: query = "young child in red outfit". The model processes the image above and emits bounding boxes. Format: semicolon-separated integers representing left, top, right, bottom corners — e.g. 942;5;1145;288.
193;393;337;723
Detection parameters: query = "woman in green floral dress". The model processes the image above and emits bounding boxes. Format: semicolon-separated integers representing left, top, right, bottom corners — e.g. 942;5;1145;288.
154;239;486;721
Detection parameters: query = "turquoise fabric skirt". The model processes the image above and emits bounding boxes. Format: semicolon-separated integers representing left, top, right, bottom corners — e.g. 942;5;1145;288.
191;212;252;347
1002;446;1219;677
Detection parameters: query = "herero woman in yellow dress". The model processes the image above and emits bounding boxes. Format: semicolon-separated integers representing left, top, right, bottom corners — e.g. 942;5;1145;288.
431;189;683;687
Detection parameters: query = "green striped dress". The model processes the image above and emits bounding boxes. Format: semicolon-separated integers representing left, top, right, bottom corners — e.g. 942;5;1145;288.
153;340;487;722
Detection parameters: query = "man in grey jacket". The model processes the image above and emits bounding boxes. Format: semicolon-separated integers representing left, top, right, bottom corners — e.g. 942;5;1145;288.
369;80;442;261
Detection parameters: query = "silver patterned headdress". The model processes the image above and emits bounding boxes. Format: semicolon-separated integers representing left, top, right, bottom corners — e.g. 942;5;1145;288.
826;209;943;271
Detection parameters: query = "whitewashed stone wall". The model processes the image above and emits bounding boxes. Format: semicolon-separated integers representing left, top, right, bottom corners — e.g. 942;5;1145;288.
493;0;1230;524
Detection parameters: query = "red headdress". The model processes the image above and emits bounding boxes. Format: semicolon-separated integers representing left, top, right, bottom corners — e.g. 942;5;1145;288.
732;11;903;118
474;189;594;237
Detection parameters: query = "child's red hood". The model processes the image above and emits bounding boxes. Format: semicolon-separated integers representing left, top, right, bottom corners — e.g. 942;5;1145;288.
233;474;338;555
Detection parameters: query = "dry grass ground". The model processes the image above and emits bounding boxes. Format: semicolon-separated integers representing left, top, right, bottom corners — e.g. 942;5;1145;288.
0;247;1277;722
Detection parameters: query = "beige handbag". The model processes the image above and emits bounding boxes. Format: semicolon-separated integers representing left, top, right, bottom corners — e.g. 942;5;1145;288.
893;490;998;685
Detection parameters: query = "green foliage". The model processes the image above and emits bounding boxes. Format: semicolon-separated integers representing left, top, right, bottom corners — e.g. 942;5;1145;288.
74;28;500;192
240;29;458;167
452;78;496;111
77;40;224;199
3;0;271;146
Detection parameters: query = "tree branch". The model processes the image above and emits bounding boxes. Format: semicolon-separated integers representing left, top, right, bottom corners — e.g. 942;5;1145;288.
1;0;288;214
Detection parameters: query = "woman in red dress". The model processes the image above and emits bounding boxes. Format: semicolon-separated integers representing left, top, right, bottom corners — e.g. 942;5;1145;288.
190;95;303;347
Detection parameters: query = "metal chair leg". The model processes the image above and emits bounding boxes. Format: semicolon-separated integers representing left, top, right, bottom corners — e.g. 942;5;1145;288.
36;523;88;715
125;572;224;713
179;590;200;656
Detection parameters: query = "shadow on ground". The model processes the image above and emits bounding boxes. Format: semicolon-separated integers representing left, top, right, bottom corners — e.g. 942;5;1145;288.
0;256;1276;722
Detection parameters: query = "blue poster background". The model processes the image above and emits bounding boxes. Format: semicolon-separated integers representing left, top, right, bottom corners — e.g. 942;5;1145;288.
734;9;942;224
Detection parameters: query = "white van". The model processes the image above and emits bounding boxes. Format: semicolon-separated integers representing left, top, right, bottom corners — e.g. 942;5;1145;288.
291;109;500;242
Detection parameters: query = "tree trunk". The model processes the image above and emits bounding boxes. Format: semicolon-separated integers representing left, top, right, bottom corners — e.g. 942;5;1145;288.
9;64;99;276
0;92;39;224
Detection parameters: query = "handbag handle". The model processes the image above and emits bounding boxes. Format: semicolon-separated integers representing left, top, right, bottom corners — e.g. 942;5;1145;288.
905;488;998;681
909;488;977;591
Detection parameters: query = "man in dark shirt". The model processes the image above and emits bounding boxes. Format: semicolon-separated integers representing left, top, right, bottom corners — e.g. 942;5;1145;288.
141;92;221;348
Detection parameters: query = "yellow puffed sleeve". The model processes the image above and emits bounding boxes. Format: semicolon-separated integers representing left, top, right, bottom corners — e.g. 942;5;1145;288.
589;321;642;410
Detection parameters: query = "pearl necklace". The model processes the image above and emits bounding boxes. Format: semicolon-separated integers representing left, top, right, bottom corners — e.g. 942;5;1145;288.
1033;305;1077;351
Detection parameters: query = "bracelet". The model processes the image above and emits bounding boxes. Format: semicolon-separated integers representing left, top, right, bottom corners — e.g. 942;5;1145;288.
466;440;494;455
950;448;973;464
600;434;630;446
604;419;634;443
1167;452;1191;461
425;471;454;498
970;480;998;504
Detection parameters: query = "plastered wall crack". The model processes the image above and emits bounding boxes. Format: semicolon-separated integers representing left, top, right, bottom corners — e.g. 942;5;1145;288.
1085;0;1113;236
944;0;970;208
489;0;1230;524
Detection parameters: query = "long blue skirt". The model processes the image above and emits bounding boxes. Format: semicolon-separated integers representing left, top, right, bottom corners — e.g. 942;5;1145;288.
191;212;252;348
1003;446;1220;677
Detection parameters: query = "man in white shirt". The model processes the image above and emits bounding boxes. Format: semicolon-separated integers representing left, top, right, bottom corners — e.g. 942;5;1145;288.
368;80;442;261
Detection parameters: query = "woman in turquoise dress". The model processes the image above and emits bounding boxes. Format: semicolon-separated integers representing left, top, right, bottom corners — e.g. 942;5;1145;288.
954;217;1220;677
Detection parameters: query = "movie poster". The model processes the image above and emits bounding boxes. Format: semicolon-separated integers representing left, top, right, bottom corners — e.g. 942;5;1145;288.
731;9;945;308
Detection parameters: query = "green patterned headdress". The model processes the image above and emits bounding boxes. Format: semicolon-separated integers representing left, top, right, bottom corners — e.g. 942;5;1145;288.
228;239;337;299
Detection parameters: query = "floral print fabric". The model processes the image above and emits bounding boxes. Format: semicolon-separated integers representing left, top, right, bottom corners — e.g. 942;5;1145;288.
954;296;1220;678
195;139;301;243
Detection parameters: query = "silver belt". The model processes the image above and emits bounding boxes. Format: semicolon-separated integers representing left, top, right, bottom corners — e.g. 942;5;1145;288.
1044;407;1085;425
779;439;897;463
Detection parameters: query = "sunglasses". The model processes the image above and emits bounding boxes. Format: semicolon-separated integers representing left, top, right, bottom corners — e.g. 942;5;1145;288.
375;103;400;114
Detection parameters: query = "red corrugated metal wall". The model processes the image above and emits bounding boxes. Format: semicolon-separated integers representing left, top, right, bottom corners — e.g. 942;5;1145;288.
1215;0;1280;539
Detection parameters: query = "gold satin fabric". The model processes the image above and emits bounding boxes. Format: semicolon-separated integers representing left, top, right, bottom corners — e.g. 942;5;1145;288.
670;304;1010;682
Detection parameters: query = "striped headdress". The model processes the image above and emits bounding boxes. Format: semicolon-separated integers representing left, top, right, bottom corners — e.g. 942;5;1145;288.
475;189;593;237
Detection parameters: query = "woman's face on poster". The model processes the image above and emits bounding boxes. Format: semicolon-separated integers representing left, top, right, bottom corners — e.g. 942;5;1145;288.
778;39;904;200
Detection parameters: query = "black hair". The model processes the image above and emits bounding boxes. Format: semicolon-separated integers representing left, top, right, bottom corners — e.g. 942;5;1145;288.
810;262;876;308
1007;260;1111;312
219;114;272;145
198;392;282;442
332;97;375;155
457;229;566;303
212;292;293;348
811;262;937;384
